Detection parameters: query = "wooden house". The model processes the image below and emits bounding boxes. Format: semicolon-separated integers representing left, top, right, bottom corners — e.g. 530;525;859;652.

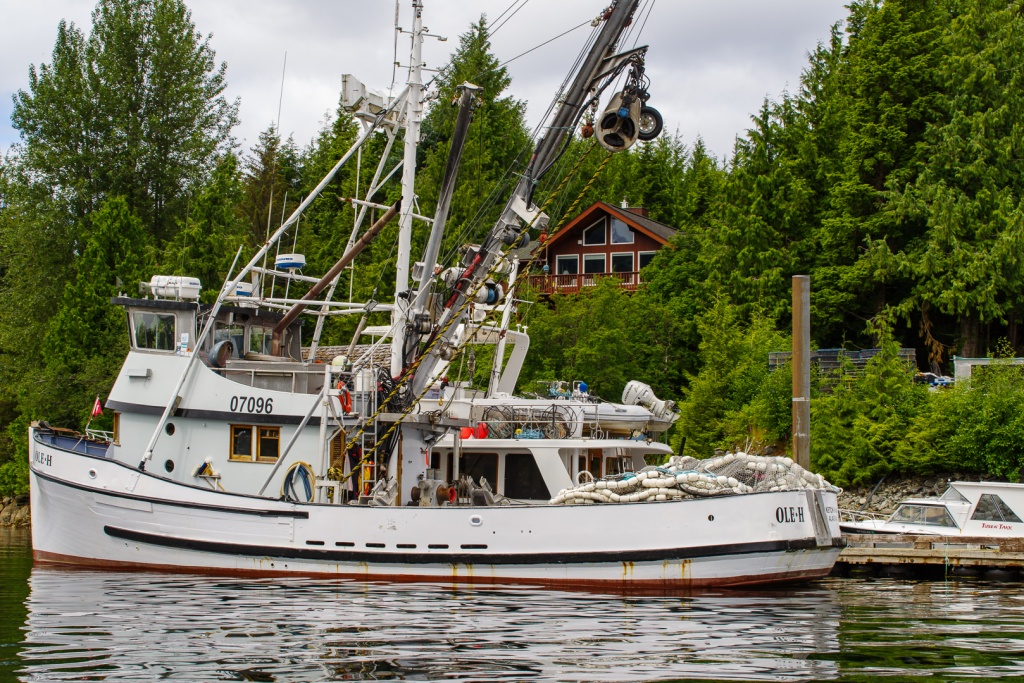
521;201;678;294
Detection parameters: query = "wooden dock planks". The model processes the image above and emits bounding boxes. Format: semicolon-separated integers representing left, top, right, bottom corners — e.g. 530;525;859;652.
840;534;1024;568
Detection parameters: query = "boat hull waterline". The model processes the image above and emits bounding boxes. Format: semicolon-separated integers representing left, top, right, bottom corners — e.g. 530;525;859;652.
30;438;843;589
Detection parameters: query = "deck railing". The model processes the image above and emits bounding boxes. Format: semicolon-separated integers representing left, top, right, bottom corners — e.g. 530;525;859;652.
525;271;642;294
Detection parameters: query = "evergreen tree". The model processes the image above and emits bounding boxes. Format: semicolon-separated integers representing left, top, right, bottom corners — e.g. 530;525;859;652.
892;0;1024;358
11;0;238;239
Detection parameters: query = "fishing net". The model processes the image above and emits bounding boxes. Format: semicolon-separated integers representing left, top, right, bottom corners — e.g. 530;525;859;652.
551;451;840;505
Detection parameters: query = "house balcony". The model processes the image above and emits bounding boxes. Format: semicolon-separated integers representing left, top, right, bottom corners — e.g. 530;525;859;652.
525;271;643;295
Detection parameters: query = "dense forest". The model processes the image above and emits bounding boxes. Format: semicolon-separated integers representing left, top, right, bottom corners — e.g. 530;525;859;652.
2;0;1023;496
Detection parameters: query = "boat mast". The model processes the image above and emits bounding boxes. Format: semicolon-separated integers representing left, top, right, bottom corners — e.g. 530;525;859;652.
408;0;644;397
391;0;425;377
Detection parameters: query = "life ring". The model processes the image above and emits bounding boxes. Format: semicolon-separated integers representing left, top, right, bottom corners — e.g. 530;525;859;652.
335;380;353;413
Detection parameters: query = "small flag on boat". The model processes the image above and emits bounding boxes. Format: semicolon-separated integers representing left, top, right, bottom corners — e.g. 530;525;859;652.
91;396;103;418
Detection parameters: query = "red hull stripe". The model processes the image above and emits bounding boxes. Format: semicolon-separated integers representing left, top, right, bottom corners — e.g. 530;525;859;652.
33;549;833;591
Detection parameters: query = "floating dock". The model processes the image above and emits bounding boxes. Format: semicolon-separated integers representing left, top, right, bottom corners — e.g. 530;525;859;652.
835;534;1024;579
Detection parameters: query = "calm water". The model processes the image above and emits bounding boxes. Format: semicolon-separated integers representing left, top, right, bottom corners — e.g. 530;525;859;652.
3;529;1024;682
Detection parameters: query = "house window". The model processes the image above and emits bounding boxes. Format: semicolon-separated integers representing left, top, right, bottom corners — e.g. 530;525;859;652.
257;427;280;462
132;312;176;351
555;255;579;275
639;251;657;269
582;220;606;245
611;252;634;273
610;218;633;244
583;254;606;274
230;425;254;461
504;452;549;500
971;494;1023;523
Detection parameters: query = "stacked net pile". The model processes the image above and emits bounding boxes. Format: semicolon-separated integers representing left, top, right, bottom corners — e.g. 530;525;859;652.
550;451;840;505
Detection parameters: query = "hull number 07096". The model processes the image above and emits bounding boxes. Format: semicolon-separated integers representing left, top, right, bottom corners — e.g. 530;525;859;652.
230;396;273;414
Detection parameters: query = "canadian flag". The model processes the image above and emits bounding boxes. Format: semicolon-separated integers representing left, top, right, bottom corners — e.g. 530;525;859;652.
91;396;103;418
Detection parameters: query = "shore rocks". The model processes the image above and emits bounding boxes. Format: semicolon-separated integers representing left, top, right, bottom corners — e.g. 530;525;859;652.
836;472;997;515
0;495;31;528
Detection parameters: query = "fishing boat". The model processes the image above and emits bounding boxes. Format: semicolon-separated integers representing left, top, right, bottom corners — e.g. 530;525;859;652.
840;481;1024;537
29;0;844;589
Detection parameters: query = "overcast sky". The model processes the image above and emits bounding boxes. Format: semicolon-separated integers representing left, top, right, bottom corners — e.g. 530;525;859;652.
1;0;850;161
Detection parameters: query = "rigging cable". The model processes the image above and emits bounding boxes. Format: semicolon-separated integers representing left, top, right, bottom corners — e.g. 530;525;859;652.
499;20;591;68
490;0;531;35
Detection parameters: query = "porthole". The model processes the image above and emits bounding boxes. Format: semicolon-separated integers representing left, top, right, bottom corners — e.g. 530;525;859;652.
165;422;176;436
708;514;715;522
164;459;175;473
469;515;483;527
88;469;97;479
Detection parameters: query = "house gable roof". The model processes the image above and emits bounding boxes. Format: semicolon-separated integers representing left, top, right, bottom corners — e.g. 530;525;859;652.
540;201;678;251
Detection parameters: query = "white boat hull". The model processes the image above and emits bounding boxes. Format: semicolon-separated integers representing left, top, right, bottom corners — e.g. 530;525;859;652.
30;436;843;589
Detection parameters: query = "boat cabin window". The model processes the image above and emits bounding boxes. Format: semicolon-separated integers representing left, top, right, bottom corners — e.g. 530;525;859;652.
132;312;176;351
230;425;253;460
940;487;969;502
890;504;957;527
249;326;272;355
214;324;244;359
229;424;280;462
605;454;629;476
257;427;280;462
459;452;498;489
504;452;549;500
971;494;1023;523
579;450;603;479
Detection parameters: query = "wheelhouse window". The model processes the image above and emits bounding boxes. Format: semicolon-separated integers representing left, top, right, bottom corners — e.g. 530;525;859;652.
583;254;606;275
638;251;657;270
971;494;1023;523
249;326;272;355
556;255;579;275
132;312;176;351
610;252;634;273
504;452;549;500
890;504;957;527
230;425;254;461
257;427;280;462
214;324;244;359
582;220;606;245
610;218;633;244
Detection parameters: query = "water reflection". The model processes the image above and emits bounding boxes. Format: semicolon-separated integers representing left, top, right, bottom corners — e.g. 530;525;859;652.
9;560;1024;682
18;568;844;681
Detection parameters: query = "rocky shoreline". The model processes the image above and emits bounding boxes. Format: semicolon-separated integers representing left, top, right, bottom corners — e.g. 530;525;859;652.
1;495;30;528
836;472;1004;515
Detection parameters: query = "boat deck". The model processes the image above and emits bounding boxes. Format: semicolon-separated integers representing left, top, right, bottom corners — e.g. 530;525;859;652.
35;430;111;458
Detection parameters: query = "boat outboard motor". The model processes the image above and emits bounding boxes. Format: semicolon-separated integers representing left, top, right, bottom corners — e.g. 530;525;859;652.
622;380;676;420
596;91;641;152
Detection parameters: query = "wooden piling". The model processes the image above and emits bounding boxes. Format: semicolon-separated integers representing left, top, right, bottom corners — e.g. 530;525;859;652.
792;276;810;470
